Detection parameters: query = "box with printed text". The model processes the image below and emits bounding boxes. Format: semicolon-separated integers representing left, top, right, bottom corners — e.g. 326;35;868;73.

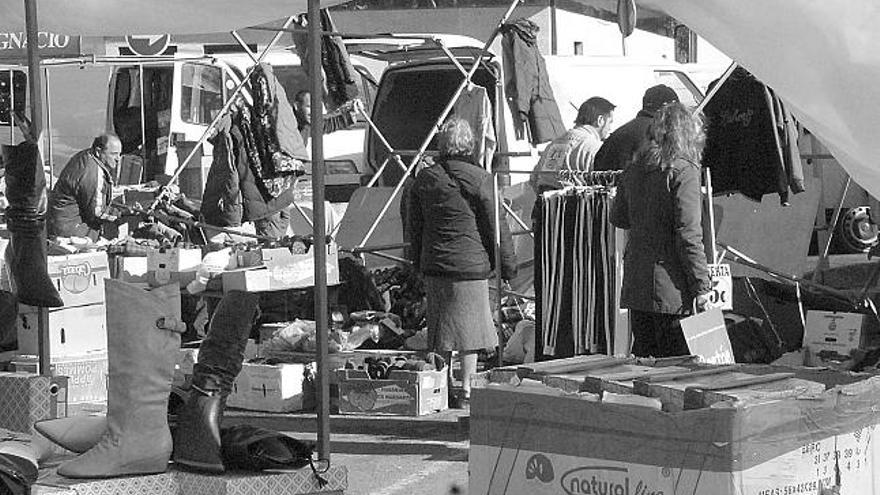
47;252;109;307
336;368;448;416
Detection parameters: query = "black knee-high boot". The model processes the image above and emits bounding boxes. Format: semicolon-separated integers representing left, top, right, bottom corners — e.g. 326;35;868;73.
2;142;63;308
173;291;260;472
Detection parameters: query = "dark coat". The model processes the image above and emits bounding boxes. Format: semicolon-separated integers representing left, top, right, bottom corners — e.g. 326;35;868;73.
610;152;711;314
593;111;653;171
407;156;517;281
500;19;566;145
201;112;297;226
48;149;114;237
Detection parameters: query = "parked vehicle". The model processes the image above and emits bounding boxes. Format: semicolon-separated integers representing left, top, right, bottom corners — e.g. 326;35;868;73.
357;35;703;188
1;44;381;201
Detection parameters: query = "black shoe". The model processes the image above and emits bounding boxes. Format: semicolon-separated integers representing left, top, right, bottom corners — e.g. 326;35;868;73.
449;392;470;410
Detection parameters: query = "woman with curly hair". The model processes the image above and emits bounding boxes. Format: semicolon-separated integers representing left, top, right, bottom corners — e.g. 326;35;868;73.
610;102;713;358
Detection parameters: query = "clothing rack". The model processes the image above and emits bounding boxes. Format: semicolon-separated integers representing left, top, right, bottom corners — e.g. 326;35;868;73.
555;169;624;187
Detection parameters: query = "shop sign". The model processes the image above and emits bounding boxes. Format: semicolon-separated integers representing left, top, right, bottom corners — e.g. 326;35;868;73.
125;34;171;57
0;31;80;60
707;263;733;311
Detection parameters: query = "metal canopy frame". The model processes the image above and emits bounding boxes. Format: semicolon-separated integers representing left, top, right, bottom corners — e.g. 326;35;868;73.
19;0;532;466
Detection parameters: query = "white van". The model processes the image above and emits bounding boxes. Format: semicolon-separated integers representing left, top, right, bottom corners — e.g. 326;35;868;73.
1;45;380;201
103;46;379;200
357;35;703;188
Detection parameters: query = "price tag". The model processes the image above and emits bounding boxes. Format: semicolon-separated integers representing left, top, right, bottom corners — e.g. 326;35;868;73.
708;263;733;310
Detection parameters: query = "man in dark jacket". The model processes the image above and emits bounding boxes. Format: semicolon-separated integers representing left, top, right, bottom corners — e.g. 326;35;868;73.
593;85;679;171
48;133;121;239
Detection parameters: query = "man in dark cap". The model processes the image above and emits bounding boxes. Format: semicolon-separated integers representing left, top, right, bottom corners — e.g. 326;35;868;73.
593;84;679;171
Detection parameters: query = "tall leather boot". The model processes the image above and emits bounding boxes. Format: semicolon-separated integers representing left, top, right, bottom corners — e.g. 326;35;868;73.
173;291;260;472
2;142;63;308
57;280;184;478
0;429;39;495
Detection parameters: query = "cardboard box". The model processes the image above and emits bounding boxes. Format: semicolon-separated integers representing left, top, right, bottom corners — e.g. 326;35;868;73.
222;242;340;293
12;353;108;406
227;362;312;413
16;304;107;358
469;373;880;495
48;251;110;307
147;246;202;273
336;368;448;416
804;311;870;361
115;256;149;282
0;372;68;434
172;341;260;387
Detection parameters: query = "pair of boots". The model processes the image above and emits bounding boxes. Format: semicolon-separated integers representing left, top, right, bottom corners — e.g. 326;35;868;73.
37;281;308;477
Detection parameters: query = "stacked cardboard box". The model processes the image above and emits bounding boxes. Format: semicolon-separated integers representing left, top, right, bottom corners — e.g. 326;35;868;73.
469;356;880;495
7;252;111;409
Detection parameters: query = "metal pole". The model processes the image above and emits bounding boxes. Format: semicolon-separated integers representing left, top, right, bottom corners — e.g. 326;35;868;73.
44;67;53;188
138;64;147;178
8;69;14;143
147;16;295;212
24;0;51;381
812;175;852;282
308;0;331;462
704;168;718;264
696;61;737;113
492;173;505;367
356;0;523;250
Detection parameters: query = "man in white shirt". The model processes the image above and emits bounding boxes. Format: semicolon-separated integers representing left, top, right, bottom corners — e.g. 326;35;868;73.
529;96;615;194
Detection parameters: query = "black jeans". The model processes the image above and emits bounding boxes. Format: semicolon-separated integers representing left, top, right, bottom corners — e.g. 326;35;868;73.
629;310;689;358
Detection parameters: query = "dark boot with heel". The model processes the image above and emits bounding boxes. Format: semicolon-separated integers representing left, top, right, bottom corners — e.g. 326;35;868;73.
173;291;260;472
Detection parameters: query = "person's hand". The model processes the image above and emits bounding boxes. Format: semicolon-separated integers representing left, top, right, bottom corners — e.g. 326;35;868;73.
694;292;716;313
351;98;365;114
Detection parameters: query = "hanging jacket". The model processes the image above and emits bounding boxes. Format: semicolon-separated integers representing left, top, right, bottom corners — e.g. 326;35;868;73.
702;68;790;202
249;63;307;199
407;156;517;281
500;19;565;145
611;149;711;314
47;149;114;237
201;106;296;226
291;10;360;109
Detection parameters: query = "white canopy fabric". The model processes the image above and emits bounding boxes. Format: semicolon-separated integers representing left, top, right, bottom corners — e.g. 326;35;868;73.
0;0;347;36
640;0;880;199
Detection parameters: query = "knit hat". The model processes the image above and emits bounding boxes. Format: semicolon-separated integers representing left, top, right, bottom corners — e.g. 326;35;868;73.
642;84;679;113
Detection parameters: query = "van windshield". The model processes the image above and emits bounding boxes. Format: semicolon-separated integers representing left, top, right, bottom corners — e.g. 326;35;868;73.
368;64;496;185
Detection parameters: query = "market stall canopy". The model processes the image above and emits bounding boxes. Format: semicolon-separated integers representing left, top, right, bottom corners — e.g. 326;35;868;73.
0;0;348;36
630;0;880;199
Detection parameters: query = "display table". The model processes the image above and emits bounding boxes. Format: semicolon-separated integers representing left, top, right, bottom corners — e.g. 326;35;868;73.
33;463;347;495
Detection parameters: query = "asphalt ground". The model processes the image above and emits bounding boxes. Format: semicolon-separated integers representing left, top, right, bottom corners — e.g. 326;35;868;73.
225;407;472;495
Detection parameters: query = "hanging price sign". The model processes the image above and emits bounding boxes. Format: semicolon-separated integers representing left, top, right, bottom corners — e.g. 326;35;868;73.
707;263;733;311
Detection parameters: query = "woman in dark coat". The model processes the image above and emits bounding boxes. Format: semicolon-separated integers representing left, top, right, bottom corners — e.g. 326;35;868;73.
610;103;713;358
407;117;517;406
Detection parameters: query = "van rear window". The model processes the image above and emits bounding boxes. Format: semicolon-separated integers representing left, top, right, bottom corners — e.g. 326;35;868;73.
368;65;496;184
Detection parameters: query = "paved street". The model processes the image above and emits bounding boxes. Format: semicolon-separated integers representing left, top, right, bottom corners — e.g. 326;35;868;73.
226;409;471;495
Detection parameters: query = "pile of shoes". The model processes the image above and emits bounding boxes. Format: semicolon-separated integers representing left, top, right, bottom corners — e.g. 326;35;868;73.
351;352;446;380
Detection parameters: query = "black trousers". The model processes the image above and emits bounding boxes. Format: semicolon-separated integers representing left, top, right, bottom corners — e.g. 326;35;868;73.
629;310;689;358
